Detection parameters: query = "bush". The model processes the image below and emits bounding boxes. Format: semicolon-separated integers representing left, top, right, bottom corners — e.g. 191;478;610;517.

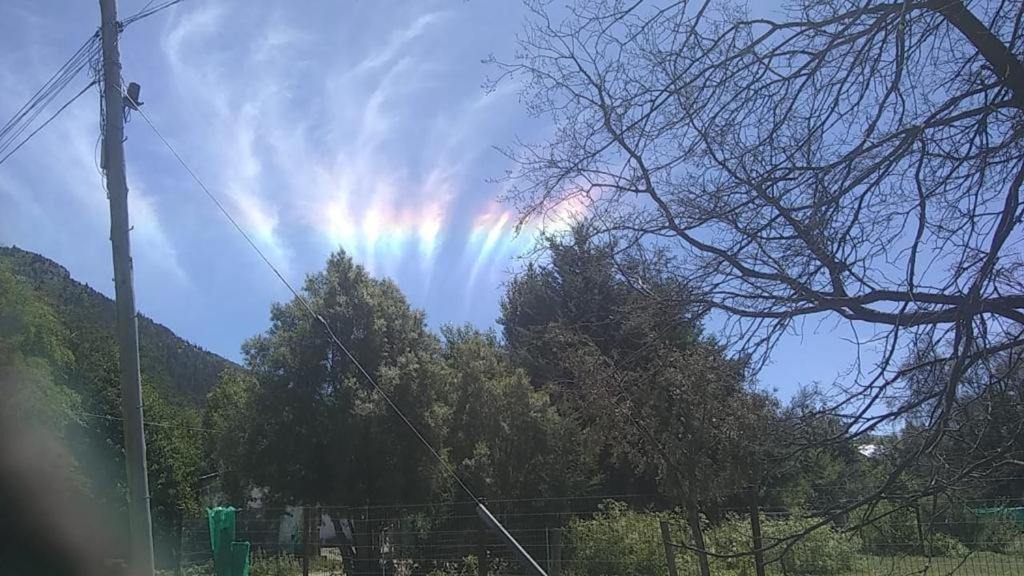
855;502;1023;557
968;512;1023;554
922;532;969;558
427;555;511;576
250;551;301;576
426;555;477;576
565;502;861;576
707;515;859;576
857;502;920;555
764;516;860;575
565;501;678;576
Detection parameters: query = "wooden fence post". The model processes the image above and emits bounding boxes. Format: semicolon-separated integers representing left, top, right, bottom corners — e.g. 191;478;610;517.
478;525;489;576
549;527;562;576
914;502;927;557
686;507;712;576
749;487;767;576
660;521;680;576
302;506;310;576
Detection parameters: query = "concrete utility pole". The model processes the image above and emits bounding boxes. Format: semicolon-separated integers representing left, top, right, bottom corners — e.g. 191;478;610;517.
100;0;155;573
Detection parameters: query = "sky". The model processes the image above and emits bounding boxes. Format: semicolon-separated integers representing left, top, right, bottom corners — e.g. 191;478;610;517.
0;0;855;399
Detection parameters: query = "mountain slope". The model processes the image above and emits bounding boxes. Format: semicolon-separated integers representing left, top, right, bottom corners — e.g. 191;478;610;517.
0;246;235;402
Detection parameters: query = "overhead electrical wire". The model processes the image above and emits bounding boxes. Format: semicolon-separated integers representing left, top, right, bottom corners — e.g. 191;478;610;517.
0;34;100;165
127;95;482;505
0;81;99;167
73;410;216;433
0;0;183;168
0;33;98;141
121;0;187;27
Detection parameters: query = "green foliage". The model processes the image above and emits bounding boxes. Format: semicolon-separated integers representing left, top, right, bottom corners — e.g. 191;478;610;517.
205;368;258;503
0;261;72;369
761;391;878;513
922;532;970;558
565;504;861;576
682;513;859;576
426;555;477;576
857;502;921;555
440;325;595;501
967;512;1023;554
425;555;513;576
500;230;774;508
759;516;859;575
856;502;1003;558
0;246;233;402
248;551;347;576
241;251;447;509
0;248;217;570
249;551;301;576
565;501;675;576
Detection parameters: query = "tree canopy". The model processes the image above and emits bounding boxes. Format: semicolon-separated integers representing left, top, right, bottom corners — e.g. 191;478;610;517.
495;0;1024;517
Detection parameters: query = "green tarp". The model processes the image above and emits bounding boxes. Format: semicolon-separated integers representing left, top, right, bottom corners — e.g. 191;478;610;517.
207;507;250;576
975;507;1024;527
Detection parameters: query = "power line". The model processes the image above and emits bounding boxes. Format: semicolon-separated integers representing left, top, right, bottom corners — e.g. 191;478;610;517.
0;33;97;139
127;97;482;506
0;0;182;168
122;0;186;27
72;410;216;433
0;34;100;163
0;80;98;167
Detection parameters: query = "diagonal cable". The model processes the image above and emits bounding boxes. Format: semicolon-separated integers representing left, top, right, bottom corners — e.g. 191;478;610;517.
126;96;481;505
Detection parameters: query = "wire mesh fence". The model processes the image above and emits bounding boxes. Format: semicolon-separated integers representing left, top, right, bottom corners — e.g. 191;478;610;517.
174;495;1024;576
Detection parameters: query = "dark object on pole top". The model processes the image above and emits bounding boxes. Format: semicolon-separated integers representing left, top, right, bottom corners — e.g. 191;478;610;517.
124;82;143;109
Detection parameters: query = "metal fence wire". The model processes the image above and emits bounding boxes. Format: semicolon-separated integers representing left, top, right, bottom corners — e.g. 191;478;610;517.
175;495;1024;576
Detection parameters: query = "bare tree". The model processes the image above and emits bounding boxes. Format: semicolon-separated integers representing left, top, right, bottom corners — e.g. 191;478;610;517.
495;0;1024;548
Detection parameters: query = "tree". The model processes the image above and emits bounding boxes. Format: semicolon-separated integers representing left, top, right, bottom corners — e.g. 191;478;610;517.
501;230;773;575
440;324;595;501
898;337;1024;502
204;367;258;505
143;385;203;570
241;251;449;574
497;0;1024;527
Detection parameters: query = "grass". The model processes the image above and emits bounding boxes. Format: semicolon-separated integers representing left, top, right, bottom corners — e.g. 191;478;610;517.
844;552;1023;576
672;553;1024;576
180;551;1024;576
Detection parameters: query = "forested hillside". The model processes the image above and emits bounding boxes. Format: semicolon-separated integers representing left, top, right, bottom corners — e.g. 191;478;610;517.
0;245;235;569
0;246;234;402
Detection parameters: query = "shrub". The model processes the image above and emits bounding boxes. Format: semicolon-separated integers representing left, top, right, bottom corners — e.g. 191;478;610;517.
565;501;677;576
923;532;969;558
765;515;860;575
968;512;1023;554
426;555;477;576
857;502;921;555
427;555;511;576
250;551;301;576
707;514;859;576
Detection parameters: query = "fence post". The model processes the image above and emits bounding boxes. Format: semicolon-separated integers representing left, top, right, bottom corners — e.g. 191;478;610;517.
549;527;562;576
914;502;927;557
660;521;680;576
478;525;489;576
685;507;712;576
302;506;310;576
749;487;766;576
175;514;184;576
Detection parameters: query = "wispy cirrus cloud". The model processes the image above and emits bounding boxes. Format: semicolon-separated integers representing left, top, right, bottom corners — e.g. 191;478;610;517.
161;3;293;269
154;0;540;312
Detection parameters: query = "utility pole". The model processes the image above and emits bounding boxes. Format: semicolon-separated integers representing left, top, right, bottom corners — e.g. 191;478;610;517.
100;0;155;574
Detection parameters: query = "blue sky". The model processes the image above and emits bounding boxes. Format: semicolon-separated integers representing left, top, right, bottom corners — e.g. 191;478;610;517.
0;0;854;398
